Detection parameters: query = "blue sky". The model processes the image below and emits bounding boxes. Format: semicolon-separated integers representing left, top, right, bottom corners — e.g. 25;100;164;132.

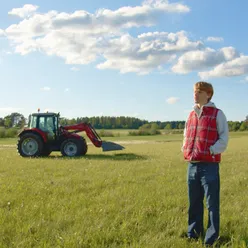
0;0;248;122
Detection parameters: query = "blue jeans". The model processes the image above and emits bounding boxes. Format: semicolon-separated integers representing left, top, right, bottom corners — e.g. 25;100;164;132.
187;162;220;245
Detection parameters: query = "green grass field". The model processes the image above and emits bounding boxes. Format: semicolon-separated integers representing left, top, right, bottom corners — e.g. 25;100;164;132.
0;133;247;247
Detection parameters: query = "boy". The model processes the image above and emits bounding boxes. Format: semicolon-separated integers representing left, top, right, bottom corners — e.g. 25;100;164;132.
182;81;229;246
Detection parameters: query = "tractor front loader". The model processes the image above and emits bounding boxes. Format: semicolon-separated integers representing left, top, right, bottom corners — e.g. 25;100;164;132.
17;112;124;157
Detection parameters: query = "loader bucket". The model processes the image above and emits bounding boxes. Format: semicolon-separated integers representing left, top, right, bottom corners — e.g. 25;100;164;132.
101;141;125;152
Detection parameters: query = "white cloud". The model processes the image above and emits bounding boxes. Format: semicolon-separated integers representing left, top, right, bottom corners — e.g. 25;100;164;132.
206;36;224;42
1;2;248;78
199;55;248;79
64;88;70;92
97;31;202;74
51;0;189;31
0;29;5;37
8;4;39;19
40;86;51;91
172;46;248;79
245;76;248;81
2;1;191;74
166;97;179;104
143;0;190;13
172;47;239;74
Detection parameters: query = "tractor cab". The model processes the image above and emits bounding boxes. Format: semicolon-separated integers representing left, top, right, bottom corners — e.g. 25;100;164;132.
28;112;59;140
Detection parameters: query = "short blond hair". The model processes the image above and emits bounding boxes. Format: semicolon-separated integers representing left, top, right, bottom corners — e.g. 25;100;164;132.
194;81;214;101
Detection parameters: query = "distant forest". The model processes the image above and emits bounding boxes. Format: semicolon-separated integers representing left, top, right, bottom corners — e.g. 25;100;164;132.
0;112;248;131
0;112;184;130
59;116;185;130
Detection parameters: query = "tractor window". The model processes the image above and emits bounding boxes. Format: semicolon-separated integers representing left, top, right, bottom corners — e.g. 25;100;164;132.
39;117;46;131
39;117;54;132
29;116;37;128
54;117;58;130
47;117;55;131
39;116;55;140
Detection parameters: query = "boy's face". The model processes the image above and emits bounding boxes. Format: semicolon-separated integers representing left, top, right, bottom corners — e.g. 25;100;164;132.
194;88;210;105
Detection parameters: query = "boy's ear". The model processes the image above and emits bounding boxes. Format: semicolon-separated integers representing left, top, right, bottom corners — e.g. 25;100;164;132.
207;92;211;101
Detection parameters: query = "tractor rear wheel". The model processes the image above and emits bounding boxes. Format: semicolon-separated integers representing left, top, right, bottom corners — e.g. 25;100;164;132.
17;133;44;157
60;139;83;157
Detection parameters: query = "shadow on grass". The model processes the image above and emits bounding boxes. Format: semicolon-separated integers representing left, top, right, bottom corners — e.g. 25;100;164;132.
214;235;232;247
215;235;248;247
180;232;233;247
44;153;148;161
85;153;148;161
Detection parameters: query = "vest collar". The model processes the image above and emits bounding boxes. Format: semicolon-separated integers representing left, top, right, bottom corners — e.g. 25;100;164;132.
193;101;216;118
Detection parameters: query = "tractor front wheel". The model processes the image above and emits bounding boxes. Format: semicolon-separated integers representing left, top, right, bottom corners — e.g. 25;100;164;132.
17;133;44;157
60;139;83;157
79;137;88;156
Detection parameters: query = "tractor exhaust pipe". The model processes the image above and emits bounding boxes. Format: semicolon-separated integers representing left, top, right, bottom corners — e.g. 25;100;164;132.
101;141;125;152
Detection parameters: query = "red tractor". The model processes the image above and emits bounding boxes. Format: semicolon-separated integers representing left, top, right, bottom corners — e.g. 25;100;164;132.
17;112;124;157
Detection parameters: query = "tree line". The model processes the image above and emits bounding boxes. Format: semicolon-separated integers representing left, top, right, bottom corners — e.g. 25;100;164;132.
0;112;186;130
1;112;248;132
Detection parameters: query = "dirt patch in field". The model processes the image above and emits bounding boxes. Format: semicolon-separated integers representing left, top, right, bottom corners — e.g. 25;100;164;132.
112;139;181;145
114;140;153;144
0;145;16;149
0;139;180;149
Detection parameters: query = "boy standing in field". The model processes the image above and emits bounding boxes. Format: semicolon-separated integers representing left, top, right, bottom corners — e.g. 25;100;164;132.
182;81;229;246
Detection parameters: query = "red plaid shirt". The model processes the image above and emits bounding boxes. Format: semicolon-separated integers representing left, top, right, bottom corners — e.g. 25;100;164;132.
183;107;221;162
